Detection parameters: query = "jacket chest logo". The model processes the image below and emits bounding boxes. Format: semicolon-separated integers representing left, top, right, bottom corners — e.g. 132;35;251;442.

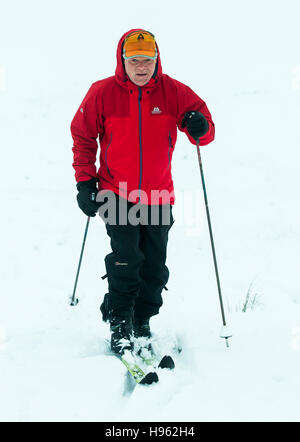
151;106;162;115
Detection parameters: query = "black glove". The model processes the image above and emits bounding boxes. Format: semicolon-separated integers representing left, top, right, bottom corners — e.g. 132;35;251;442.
182;111;209;141
76;177;101;217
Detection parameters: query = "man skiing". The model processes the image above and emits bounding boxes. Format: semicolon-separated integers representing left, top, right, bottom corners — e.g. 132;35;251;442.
71;29;215;355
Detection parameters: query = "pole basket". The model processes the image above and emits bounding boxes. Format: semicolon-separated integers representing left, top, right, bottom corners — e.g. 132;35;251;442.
69;296;79;306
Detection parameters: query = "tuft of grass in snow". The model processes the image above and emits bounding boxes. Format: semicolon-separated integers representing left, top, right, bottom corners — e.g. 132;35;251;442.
227;283;262;313
241;283;262;312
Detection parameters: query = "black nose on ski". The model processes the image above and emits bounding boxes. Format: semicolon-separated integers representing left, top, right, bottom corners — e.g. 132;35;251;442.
140;372;159;385
158;355;175;370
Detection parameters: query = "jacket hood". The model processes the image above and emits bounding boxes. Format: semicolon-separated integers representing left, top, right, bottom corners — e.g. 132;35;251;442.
115;28;162;86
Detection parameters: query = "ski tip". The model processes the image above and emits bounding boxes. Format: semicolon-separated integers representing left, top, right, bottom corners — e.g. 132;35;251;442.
140;372;159;385
158;355;175;370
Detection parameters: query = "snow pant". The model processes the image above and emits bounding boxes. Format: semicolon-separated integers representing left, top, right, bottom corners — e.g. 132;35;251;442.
100;194;174;321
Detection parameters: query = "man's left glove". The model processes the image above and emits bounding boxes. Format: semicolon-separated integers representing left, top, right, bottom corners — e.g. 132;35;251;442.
76;177;101;217
182;111;209;141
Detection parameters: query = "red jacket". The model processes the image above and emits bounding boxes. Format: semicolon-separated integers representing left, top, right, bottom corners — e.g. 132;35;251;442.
71;29;215;205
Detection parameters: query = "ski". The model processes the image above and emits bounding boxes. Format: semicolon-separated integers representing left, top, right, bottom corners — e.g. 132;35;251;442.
134;340;176;370
104;340;159;385
120;349;159;385
105;338;175;384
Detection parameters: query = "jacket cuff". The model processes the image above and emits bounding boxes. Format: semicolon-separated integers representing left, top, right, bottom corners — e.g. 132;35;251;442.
76;177;98;191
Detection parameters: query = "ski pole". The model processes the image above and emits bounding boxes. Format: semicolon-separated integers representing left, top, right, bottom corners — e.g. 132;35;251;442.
69;216;91;306
196;139;231;347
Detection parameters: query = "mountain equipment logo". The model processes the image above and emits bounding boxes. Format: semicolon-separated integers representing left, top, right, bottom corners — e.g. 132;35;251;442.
151;107;162;115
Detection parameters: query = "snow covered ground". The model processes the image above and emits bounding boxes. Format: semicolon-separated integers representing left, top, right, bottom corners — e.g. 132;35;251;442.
1;0;300;422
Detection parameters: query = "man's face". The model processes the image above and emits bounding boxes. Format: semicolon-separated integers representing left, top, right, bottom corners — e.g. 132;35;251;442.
124;57;156;87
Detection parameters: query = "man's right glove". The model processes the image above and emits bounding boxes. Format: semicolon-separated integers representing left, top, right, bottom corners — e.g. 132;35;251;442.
76;177;101;217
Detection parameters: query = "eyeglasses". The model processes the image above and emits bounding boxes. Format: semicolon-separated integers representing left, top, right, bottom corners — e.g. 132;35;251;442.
123;31;157;60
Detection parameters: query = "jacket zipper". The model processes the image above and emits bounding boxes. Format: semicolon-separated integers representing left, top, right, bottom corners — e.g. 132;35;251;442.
105;132;113;178
138;88;143;202
168;132;173;168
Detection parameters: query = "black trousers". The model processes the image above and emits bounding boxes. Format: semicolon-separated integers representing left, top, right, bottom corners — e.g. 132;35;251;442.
100;194;174;321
